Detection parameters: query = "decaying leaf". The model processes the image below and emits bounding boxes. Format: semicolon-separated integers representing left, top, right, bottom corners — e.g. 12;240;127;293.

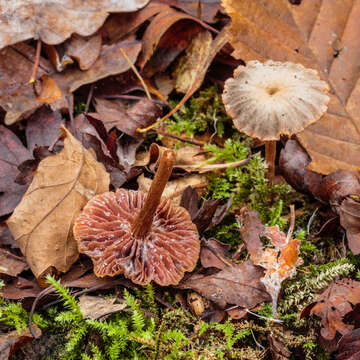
1;277;42;300
0;126;32;216
199;237;232;270
222;0;360;175
1;39;141;125
7;126;110;286
238;209;301;315
0;0;150;49
337;328;360;360
179;260;270;309
138;173;208;205
0;325;41;360
180;186;233;232
94;98;162;138
78;296;127;320
0;249;28;277
301;279;360;340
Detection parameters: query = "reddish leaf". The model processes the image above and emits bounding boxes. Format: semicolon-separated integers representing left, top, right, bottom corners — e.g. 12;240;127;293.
337;328;360;360
2;277;42;300
301;279;360;340
26;106;63;153
0;126;31;216
179;260;270;309
94;98;162;138
200;238;232;270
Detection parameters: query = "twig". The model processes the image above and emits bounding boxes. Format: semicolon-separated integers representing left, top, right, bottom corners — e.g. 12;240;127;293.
66;96;75;135
119;48;152;100
286;204;295;242
155;129;205;147
84;84;94;114
29;39;42;84
307;207;318;234
313;216;337;236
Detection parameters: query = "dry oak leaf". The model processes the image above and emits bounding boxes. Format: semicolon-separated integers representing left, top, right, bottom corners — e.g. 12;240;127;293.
301;279;360;340
222;0;360;175
7;126;110;286
178;260;270;309
0;0;150;49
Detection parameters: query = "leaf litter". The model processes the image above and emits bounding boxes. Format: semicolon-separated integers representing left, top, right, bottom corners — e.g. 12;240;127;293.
1;1;360;359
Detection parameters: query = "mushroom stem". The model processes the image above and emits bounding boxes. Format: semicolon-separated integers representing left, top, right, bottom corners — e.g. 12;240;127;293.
265;140;276;182
131;149;176;238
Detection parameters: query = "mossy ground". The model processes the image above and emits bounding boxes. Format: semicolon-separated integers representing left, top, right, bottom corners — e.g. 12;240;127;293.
2;85;360;359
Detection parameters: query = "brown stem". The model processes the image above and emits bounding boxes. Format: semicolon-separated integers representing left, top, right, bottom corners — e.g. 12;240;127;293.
29;39;42;84
265;140;276;182
132;149;175;238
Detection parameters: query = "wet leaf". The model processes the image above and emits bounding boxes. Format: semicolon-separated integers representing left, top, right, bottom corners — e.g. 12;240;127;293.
222;0;360;174
179;260;270;309
6;126;110;286
337;328;360;360
301;279;360;340
1;277;42;300
0;0;150;49
0;126;32;216
0;325;41;360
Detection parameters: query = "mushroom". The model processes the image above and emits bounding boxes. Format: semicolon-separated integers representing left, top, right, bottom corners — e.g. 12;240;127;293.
73;149;200;286
222;60;330;180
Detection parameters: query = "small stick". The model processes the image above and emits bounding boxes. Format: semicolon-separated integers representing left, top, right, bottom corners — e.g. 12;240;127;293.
119;48;152;101
131;150;175;238
84;84;94;114
66;96;75;135
29;39;42;84
155;129;205;147
286;204;295;242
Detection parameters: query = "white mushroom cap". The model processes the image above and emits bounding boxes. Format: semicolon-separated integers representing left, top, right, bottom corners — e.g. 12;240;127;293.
222;60;330;141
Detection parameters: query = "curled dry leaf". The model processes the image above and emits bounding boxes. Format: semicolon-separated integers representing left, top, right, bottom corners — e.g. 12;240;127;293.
179;260;270;309
301;279;360;340
6;126;110;286
0;0;150;49
222;0;360;174
0;126;32;217
79;296;127;320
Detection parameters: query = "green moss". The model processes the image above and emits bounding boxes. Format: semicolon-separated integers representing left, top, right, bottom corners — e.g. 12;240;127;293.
165;85;232;138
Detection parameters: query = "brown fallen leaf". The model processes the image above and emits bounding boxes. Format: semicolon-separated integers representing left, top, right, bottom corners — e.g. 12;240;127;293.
0;325;41;360
1;277;42;300
94;98;162;138
66;33;102;71
222;0;360;174
336;328;360;360
178;260;270;309
78;296;127;320
138;173;208;205
7;126;110;286
160;0;222;23
180;186;233;232
1;39;142;125
0;249;28;277
301;279;360;340
0;126;32;216
26;106;63;153
199;237;232;270
0;0;150;49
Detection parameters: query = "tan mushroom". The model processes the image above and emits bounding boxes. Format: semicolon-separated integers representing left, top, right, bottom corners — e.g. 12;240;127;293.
73;149;200;286
222;60;330;180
